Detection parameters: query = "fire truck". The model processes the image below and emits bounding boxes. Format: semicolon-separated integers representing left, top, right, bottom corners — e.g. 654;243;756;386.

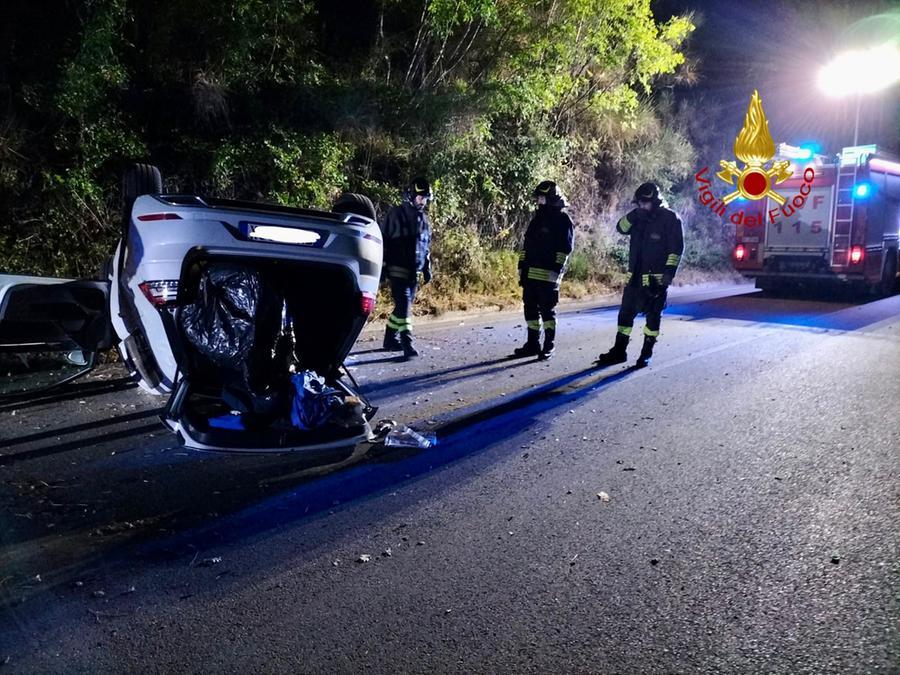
732;144;900;295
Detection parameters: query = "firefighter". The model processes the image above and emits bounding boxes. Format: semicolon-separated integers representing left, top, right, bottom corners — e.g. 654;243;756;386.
381;177;433;359
513;180;575;360
596;182;683;368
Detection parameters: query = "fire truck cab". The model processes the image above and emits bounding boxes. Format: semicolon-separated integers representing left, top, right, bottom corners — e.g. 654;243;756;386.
732;143;900;295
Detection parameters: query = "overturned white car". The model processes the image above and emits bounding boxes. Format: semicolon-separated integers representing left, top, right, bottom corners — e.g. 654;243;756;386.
0;164;383;452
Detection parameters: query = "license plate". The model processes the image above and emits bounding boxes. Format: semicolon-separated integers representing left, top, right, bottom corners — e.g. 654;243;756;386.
240;222;325;247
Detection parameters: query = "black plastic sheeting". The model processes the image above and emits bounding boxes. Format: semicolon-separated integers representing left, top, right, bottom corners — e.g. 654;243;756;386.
180;264;263;369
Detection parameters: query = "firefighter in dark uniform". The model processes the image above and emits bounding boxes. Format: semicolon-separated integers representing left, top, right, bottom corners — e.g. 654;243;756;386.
597;182;683;368
381;177;433;359
513;180;575;360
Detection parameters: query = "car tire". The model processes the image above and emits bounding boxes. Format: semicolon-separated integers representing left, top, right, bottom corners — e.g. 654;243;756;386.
98;255;114;282
122;163;163;224
333;192;377;221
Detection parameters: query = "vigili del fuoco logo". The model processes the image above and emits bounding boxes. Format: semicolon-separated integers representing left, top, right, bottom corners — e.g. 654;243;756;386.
695;89;816;227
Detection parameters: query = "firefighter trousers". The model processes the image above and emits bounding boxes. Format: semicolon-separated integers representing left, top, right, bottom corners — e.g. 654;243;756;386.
616;281;667;339
387;278;418;333
523;280;559;333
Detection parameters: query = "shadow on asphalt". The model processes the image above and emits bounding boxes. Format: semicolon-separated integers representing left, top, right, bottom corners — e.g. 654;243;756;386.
1;360;638;603
0;376;138;413
665;288;898;331
356;355;535;394
129;363;637;563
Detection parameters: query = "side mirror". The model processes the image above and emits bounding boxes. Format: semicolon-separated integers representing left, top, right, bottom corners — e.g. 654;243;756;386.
0;350;96;398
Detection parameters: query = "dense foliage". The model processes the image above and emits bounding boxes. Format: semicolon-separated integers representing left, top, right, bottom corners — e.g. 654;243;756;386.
0;0;730;303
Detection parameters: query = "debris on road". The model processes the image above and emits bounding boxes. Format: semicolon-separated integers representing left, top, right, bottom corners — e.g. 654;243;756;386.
88;609;130;623
650;558;660;566
192;556;222;568
597;492;610;502
357;554;372;563
373;419;398;439
91;590;106;599
382;548;392;557
831;556;840;565
383;426;437;449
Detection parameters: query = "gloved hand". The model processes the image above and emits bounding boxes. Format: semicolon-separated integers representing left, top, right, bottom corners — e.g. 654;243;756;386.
661;273;673;287
422;267;432;285
628;207;650;224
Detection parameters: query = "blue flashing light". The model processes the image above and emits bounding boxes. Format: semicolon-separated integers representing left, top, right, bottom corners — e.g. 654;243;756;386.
853;182;871;199
799;142;820;157
796;147;813;160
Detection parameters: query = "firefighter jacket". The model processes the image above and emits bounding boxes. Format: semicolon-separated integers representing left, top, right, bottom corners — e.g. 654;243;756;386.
616;206;684;286
519;204;575;287
381;201;432;282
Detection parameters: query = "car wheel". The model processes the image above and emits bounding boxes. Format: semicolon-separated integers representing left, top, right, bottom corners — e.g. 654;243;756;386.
122;163;163;224
98;255;114;282
333;192;376;221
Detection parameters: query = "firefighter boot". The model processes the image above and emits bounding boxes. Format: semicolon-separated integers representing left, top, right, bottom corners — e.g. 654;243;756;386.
400;331;420;359
382;327;403;352
596;332;629;367
539;328;556;361
634;335;657;369
513;329;542;358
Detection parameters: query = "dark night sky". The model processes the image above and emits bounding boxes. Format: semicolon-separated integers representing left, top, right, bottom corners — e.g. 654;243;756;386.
655;0;900;156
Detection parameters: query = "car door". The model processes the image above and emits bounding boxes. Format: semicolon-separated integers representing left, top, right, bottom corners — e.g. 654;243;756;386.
0;274;113;396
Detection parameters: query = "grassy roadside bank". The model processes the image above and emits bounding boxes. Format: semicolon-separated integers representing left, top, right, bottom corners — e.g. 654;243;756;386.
372;267;742;322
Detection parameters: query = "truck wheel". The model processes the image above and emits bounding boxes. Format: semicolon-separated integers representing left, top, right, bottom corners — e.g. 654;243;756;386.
122;163;162;224
333;192;376;221
878;250;898;297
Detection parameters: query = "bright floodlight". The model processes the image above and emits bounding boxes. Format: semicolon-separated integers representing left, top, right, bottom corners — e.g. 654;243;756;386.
818;43;900;97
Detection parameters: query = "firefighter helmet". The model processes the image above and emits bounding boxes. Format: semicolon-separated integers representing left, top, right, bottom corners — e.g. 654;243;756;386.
632;182;661;207
408;177;433;201
532;180;563;205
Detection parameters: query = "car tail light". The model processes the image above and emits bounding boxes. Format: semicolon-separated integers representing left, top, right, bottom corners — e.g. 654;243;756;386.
849;246;864;264
137;213;183;221
360;291;376;315
139;280;180;307
734;244;746;261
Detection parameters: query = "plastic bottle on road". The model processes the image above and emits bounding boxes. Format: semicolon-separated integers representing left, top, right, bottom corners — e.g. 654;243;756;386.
383;425;438;449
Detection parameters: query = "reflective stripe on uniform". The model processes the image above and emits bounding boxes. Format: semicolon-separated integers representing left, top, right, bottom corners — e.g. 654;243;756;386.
643;326;660;337
543;320;557;330
617;325;632;336
386;265;413;279
555;252;568;265
625;272;632;283
527;267;561;283
641;273;664;286
617;215;632;233
388;314;412;332
526;319;542;330
666;254;681;266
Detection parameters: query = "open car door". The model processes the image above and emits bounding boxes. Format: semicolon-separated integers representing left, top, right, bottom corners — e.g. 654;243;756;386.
0;274;113;397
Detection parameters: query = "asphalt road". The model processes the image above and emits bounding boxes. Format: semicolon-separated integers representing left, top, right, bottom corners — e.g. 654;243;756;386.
1;283;898;674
